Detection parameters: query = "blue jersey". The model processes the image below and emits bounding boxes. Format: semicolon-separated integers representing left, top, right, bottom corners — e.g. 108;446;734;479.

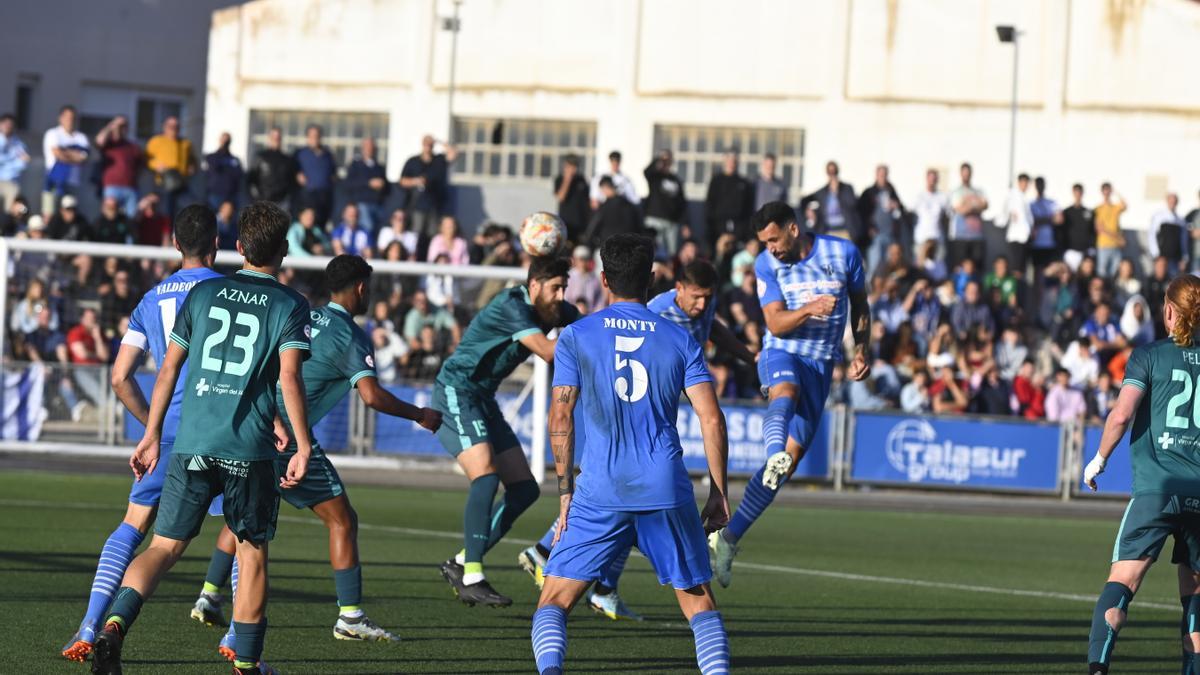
553;301;712;511
647;289;717;345
123;266;224;444
755;234;865;361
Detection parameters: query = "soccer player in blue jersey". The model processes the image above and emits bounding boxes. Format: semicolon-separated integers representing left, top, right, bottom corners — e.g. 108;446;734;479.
530;234;732;675
520;260;754;621
709;200;872;587
60;205;227;662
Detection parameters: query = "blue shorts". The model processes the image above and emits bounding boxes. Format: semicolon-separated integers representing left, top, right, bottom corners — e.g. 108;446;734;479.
545;499;711;590
756;349;833;449
129;442;223;516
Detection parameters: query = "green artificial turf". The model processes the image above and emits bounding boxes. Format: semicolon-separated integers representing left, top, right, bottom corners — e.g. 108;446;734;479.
0;469;1186;673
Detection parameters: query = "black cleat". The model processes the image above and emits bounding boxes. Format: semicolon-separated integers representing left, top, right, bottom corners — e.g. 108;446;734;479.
456;579;513;608
1088;663;1108;675
232;667;262;675
440;558;465;596
90;622;124;675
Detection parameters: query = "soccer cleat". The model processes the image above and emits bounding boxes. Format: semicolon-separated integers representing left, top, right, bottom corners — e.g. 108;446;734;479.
440;558;466;597
190;592;227;626
587;590;643;621
233;663;278;675
333;614;400;642
218;629;236;661
518;546;547;589
456;579;513;608
762;451;793;490
90;622;124;675
61;625;96;662
708;529;739;588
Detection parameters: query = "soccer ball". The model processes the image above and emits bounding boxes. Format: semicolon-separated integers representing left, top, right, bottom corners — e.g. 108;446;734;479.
519;212;567;257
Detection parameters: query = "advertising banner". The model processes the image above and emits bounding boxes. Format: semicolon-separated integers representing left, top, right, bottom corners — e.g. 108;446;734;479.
1078;425;1133;496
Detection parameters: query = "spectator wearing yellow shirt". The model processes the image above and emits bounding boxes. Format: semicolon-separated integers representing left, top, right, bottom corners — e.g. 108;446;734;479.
144;116;196;217
1093;182;1126;279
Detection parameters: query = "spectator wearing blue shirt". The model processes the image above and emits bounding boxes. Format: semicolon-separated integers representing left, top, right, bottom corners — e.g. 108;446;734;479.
1080;303;1121;358
872;278;909;335
345;137;389;235
0;113;31;209
949;280;993;339
203;132;243;211
331;203;372;257
1028;176;1062;275
294;124;337;226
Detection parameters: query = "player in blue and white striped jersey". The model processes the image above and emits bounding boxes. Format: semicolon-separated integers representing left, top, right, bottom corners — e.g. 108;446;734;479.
520;260;756;621
709;201;872;587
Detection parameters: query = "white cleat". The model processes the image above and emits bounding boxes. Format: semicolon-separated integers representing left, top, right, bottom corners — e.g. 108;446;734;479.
587;590;643;621
333;614;400;642
762;451;793;490
190;592;227;626
518;546;547;590
708;529;739;589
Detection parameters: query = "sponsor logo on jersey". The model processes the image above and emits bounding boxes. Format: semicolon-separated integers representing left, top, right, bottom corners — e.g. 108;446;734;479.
885;418;1027;484
365;354;374;368
304;325;312;339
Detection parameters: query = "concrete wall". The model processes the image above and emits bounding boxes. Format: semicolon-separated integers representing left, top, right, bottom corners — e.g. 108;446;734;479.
197;0;1199;230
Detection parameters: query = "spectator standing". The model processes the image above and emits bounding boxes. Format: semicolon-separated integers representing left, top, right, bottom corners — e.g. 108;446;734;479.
144;115;195;217
997;173;1033;276
330;204;372;257
345;137;389;234
94;116;142;219
583;176;641;246
553;154;590;243
135;194;171;247
1061;183;1094;271
1045;368;1086;423
426;215;469;265
0;113;30;209
753;153;788;211
375;208;418;261
46;195;90;241
1028;176;1062;276
588;150;639;209
1148;192;1186;272
857;164;905;276
947;162;988;271
643;149;687;256
286;207;332;257
246;126;296;207
293;124;337;227
704;151;753;248
203;131;243;211
912;168;949;252
41;105;89;216
801;160;861;244
93;196;133;244
399;135;457;249
1093;182;1126;278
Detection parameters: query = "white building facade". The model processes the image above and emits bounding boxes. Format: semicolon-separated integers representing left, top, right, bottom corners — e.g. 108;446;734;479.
204;0;1200;234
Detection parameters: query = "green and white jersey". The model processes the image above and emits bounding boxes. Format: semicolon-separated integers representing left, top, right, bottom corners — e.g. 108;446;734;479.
276;301;375;451
434;285;578;396
170;270;311;462
1123;338;1200;495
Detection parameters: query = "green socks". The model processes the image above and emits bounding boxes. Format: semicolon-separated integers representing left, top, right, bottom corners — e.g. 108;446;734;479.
463;473;501;580
333;565;363;615
105;587;145;631
1088;581;1133;667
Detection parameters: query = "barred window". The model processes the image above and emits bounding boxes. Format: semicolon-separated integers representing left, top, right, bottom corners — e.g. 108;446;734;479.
451;118;597;183
248;110;390;168
652;124;805;194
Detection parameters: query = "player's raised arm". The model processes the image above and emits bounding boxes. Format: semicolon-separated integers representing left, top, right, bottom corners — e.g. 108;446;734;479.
548;384;578;545
357;375;441;431
111;342;150;426
687;379;730;532
131;340;186;480
278;347;313;488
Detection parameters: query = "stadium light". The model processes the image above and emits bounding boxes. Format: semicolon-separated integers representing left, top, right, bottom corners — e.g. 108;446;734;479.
442;0;463;145
996;25;1021;188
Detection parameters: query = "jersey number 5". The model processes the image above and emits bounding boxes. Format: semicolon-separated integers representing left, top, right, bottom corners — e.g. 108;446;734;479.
200;307;260;377
615;336;648;403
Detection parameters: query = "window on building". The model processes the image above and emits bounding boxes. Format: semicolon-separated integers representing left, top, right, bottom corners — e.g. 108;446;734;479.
248;110;390;168
451;118;597;183
14;75;38;132
652;124;805;195
135;96;185;141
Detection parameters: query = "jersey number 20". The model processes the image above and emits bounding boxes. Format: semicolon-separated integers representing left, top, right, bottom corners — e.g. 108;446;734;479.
200;307;261;376
615;336;648;403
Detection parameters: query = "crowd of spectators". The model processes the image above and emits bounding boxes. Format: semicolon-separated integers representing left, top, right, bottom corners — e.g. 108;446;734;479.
4;103;1200;430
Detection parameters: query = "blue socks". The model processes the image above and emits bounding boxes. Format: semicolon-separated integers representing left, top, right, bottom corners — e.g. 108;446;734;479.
538;522;557;552
726;462;788;543
485;479;540;552
82;522;144;631
598;546;631;590
690;610;730;674
762;396;794;457
531;605;567;674
1088;581;1133;667
464;474;501;569
333;565;363;611
232;618;267;668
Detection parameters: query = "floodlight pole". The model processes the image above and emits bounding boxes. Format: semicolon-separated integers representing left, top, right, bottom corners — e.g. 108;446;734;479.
445;0;462;145
997;25;1021;188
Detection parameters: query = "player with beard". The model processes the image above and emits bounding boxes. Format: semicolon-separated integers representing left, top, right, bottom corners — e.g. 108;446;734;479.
436;256;578;607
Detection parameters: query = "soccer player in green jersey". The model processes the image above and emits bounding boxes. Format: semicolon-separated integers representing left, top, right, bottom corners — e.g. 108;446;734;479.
195;254;443;656
436;256;578;607
1084;275;1200;675
91;201;313;675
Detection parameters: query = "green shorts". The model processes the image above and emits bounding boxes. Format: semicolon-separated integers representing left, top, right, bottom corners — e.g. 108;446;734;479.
430;383;521;457
1112;493;1200;570
274;447;345;510
156;453;280;545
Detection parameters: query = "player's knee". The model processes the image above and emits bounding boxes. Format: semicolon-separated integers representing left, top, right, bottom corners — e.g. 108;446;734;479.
1104;607;1127;632
1185;631;1200;653
123;504;156;534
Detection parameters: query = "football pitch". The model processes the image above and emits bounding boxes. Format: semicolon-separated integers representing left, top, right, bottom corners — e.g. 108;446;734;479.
0;469;1187;674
